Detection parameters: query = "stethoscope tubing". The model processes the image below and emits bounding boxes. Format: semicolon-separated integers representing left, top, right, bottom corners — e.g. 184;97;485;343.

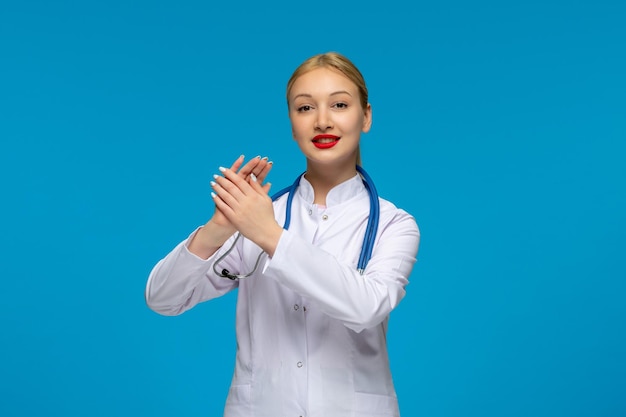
271;166;379;274
214;166;380;279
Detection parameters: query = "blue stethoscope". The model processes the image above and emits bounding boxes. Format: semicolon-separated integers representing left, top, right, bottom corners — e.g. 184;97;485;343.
214;165;380;279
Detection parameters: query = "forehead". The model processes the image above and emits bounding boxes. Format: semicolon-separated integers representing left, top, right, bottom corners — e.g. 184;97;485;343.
289;67;358;98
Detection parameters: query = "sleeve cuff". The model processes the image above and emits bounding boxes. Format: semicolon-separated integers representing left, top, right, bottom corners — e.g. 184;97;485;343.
261;228;290;273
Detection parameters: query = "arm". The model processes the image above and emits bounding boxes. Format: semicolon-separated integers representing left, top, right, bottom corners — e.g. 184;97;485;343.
145;155;273;315
265;211;420;333
209;166;420;331
145;229;239;315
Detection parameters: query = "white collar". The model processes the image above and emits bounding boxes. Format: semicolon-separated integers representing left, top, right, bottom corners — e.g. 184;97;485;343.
297;173;366;208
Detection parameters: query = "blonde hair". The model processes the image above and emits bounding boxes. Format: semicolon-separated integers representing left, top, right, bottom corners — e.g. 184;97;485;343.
286;52;369;165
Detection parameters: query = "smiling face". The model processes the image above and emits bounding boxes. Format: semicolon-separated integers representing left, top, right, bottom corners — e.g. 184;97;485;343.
288;67;372;170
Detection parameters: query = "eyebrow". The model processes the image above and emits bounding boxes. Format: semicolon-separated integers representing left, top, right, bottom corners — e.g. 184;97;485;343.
292;90;353;100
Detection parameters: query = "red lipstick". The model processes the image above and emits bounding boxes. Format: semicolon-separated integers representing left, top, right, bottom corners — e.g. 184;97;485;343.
312;134;340;149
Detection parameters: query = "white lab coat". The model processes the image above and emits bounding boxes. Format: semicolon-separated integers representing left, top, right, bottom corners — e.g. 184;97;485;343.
146;174;420;417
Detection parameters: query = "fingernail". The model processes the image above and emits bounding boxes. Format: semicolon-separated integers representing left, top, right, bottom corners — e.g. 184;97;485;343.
268;160;273;165
211;192;217;199
213;174;219;179
261;156;268;161
250;173;257;182
218;166;226;172
210;181;216;187
239;154;245;159
255;155;261;159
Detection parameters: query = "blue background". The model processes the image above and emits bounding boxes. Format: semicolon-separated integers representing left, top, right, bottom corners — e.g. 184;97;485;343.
1;0;625;416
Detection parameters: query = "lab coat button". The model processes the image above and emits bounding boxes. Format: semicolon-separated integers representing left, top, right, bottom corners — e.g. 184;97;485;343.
294;304;299;311
322;214;328;220
297;361;303;368
308;209;312;215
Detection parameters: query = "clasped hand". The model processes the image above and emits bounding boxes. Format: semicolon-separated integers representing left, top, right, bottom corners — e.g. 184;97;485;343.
211;156;283;256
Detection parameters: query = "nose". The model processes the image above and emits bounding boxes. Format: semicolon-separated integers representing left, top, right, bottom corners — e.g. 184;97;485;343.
314;108;333;131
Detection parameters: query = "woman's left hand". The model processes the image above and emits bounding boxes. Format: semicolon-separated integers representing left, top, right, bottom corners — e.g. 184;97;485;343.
211;166;283;257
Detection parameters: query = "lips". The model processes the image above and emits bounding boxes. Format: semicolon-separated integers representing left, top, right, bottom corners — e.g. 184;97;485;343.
312;134;340;149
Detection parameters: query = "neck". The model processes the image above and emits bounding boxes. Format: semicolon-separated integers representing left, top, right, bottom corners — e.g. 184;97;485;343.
304;162;358;205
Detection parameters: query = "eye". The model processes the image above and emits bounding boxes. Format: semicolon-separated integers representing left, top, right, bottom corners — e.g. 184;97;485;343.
297;105;313;113
333;102;348;109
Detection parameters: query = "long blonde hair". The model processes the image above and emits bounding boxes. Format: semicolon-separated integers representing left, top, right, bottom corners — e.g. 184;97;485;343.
286;52;369;166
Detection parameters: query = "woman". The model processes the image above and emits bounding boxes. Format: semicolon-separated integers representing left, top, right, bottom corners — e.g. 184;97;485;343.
146;52;420;417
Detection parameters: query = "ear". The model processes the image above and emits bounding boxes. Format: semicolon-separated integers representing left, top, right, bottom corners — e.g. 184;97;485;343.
362;103;372;133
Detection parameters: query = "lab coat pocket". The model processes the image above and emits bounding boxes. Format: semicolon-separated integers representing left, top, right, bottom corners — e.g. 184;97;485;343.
320;366;352;412
353;392;400;416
